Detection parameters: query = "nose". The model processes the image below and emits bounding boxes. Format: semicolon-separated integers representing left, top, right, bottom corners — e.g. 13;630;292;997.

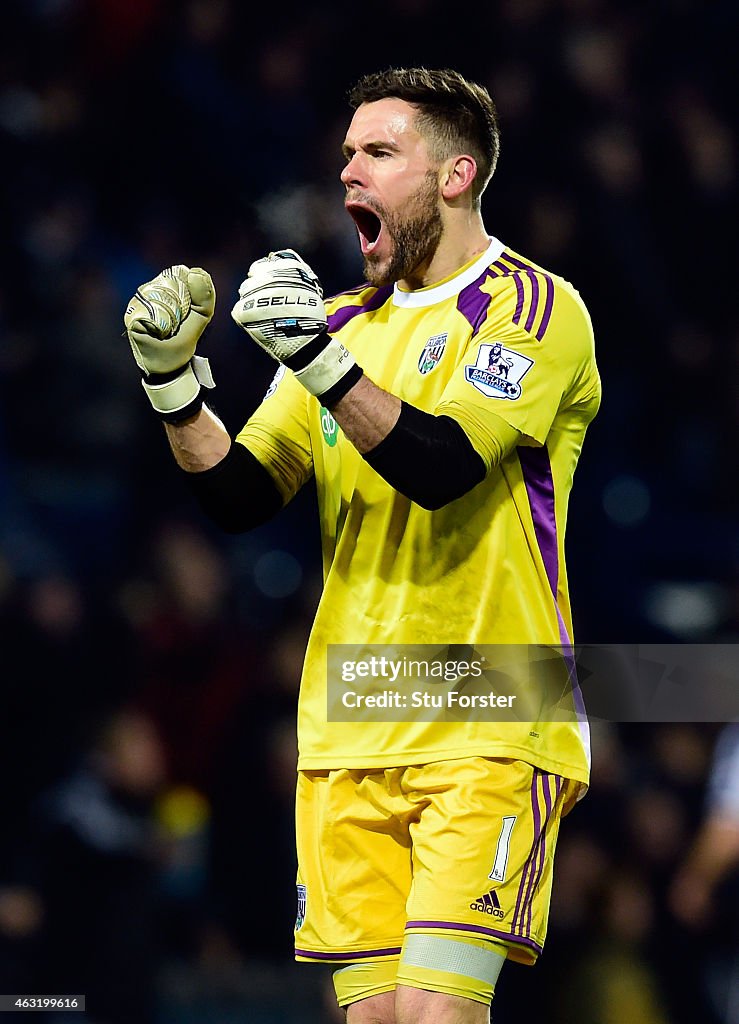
341;153;364;189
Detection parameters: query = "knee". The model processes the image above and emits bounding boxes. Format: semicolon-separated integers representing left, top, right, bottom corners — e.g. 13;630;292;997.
344;990;396;1024
395;986;490;1024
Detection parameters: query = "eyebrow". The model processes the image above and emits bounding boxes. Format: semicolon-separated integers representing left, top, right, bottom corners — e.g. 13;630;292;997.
341;140;402;159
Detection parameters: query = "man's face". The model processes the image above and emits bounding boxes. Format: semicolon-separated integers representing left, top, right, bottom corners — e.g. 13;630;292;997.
341;98;443;287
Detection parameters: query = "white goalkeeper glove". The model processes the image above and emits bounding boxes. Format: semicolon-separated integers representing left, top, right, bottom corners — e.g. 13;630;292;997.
230;249;362;405
124;265;216;422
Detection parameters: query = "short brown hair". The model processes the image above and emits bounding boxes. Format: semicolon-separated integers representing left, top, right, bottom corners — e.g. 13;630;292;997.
347;67;500;206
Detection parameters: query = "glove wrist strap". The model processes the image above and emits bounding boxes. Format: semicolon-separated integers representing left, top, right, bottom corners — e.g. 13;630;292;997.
318;362;363;407
142;358;215;423
291;330;362;402
282;329;333;373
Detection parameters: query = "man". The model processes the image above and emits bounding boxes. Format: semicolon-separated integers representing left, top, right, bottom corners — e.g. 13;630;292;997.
124;67;600;1023
670;724;739;1024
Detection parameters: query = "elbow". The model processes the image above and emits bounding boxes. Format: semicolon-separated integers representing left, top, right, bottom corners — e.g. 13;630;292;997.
417;495;445;512
182;441;283;533
361;405;487;511
407;481;479;512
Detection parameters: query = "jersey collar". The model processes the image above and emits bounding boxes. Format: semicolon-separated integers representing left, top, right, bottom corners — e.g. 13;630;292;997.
392;236;505;309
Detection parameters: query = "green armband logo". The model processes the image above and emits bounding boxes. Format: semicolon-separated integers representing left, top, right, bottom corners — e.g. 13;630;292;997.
320;406;339;447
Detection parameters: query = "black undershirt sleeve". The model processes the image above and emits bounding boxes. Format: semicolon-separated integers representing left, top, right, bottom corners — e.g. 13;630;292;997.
183;402;490;526
181;441;283;533
362;402;487;511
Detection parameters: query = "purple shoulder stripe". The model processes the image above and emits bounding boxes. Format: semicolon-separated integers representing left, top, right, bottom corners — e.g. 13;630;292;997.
535;273;555;340
512;274;525;327
456;253;555;341
503;253;555;342
456;259;511;335
327;284;393;333
524;273;540;334
457;269;494;337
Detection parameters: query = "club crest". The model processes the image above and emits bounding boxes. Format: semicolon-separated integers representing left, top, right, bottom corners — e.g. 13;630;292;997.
418;333;447;375
464;342;533;400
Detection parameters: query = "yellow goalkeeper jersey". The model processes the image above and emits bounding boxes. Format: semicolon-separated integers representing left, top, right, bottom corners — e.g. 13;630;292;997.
236;237;600;786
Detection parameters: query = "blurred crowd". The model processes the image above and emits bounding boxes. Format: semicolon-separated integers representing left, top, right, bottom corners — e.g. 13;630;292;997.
1;0;738;1021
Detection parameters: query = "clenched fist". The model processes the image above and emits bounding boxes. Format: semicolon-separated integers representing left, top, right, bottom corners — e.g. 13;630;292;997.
124;265;216;421
231;249;361;405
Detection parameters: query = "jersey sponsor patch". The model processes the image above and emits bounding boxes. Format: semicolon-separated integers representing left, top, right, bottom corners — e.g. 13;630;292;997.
418;332;447;375
464;343;533;400
263;364;286;399
295;884;307;930
320;406;339;447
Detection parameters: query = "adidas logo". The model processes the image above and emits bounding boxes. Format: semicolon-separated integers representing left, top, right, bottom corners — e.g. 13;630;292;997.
470;889;504;918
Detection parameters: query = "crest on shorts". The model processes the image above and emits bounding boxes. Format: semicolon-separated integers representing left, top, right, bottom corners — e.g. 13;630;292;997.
295;884;307;930
418;333;447;375
263;364;286;400
464;342;533;400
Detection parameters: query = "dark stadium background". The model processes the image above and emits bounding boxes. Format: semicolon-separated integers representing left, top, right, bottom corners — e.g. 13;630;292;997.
0;1;737;1021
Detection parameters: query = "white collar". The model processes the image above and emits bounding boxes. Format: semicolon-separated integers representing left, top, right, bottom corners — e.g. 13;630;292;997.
392;236;505;309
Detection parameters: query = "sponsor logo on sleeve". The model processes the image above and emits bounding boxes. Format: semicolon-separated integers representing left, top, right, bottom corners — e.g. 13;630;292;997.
464;342;533;400
418;332;448;375
320;406;339;447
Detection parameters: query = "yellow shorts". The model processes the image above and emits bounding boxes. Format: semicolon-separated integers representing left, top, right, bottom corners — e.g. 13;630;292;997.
294;757;576;969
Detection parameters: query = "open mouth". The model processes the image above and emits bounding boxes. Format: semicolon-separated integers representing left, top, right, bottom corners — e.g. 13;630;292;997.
345;201;383;255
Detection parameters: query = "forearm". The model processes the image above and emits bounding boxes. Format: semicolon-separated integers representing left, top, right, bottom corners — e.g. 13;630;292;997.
161;406;282;532
330;375;488;510
164;405;231;472
330;375;401;452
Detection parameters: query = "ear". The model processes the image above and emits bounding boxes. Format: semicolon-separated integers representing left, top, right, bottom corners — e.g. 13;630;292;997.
440;155;478;201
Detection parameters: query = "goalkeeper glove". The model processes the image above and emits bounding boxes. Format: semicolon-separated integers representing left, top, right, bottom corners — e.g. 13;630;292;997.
230;249;362;405
124;265;216;422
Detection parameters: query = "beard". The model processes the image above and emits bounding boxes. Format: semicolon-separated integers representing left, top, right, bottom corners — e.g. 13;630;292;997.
362;172;443;287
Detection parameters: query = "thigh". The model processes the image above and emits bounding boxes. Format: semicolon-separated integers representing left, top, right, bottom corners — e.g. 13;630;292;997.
404;757;576;965
294;768;414;962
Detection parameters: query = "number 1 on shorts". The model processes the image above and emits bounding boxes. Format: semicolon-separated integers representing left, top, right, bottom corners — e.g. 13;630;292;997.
489;815;517;882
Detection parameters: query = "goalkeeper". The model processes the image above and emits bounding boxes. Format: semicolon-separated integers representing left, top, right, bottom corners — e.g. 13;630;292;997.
124;67;600;1024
